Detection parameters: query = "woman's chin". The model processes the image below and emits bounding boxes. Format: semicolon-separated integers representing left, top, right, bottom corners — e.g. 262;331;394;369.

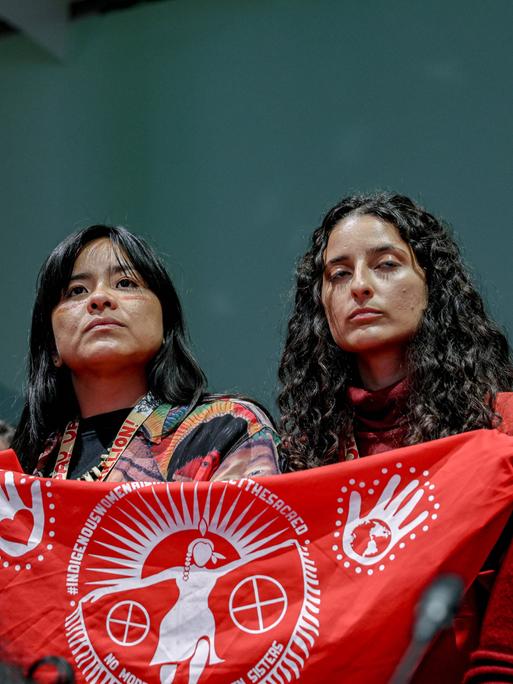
68;350;151;377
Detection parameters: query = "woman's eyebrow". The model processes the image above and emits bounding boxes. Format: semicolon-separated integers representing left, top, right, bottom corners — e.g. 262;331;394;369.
68;265;132;282
110;264;133;275
68;271;90;282
325;255;349;266
325;243;407;266
368;243;407;256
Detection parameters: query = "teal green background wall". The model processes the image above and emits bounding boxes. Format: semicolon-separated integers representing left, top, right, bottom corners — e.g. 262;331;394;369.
0;0;512;423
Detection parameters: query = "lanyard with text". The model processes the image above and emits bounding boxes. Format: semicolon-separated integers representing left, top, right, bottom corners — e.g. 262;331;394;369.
52;394;165;482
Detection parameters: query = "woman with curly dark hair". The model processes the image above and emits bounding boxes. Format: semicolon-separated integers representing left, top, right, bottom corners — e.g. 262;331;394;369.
278;192;513;682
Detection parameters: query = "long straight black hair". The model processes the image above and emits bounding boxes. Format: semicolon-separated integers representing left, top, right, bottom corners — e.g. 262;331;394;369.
12;225;207;472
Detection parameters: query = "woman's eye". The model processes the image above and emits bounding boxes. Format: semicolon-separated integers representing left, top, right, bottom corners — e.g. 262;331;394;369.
65;285;87;298
116;277;139;289
329;269;351;281
376;260;399;271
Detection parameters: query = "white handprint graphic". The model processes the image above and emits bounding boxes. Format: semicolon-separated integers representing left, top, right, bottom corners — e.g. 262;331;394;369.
343;474;428;566
0;472;45;557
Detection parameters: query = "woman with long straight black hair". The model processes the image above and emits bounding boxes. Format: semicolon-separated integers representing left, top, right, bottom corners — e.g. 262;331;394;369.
12;224;279;483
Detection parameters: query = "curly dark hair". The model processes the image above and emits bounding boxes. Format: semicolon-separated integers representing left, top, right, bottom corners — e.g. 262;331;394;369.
278;192;513;470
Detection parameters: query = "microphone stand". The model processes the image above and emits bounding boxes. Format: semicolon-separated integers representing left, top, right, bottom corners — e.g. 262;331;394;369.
389;574;464;684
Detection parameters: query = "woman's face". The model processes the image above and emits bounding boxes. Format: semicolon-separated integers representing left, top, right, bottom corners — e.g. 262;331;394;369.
51;238;164;378
192;541;213;567
321;213;427;360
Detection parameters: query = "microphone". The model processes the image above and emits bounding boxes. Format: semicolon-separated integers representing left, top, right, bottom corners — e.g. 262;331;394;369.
27;655;75;683
389;574;465;684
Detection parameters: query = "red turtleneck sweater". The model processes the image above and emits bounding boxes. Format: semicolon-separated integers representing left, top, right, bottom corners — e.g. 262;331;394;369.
345;382;513;683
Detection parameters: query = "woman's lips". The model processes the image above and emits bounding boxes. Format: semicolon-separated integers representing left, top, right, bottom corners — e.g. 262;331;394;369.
84;319;125;332
348;308;383;321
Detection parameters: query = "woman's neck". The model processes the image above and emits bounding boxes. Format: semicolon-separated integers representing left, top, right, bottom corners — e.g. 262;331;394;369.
356;348;407;391
71;370;148;418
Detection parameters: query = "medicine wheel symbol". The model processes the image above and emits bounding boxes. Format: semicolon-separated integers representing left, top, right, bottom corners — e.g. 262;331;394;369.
229;575;288;634
106;600;150;646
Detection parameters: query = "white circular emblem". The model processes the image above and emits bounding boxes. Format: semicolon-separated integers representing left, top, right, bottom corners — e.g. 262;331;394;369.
106;600;150;647
64;481;319;683
332;464;440;574
229;575;288;634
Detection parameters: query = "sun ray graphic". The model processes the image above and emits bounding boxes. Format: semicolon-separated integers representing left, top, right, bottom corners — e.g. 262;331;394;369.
66;482;321;683
86;482;288;587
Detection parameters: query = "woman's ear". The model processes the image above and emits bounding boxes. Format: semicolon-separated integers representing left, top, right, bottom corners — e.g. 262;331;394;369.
52;351;63;368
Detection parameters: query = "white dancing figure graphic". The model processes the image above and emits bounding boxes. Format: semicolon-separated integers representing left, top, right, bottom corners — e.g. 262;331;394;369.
80;485;296;684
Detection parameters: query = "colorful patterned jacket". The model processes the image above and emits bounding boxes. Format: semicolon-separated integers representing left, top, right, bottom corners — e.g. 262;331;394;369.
36;397;280;483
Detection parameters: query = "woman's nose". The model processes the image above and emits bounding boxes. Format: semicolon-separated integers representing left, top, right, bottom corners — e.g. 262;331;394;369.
351;266;374;302
86;287;118;313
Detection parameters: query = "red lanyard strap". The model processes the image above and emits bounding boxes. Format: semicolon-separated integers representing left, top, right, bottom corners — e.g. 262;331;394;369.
52;395;166;482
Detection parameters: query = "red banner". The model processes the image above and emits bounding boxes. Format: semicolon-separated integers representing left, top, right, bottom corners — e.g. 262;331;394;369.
0;429;512;684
